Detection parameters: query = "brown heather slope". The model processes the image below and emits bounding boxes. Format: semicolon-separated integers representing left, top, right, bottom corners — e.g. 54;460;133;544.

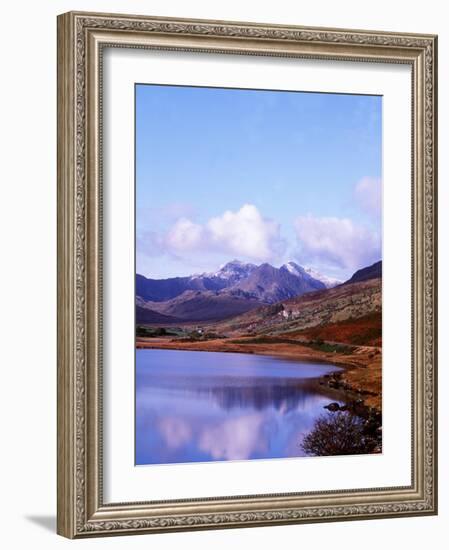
213;278;381;337
292;312;382;347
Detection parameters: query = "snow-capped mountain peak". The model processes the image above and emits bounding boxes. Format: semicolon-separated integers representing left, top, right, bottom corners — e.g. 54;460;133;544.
303;267;341;289
282;261;306;277
212;260;257;281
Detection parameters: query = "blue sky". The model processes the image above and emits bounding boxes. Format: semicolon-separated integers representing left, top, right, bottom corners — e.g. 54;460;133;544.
136;84;382;281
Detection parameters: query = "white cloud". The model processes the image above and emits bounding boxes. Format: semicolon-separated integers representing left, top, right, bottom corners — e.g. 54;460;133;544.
354;177;382;219
207;204;284;260
161;204;285;262
166;218;204;250
294;215;381;272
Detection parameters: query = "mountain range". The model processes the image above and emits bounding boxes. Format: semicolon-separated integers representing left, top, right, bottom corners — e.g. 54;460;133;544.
136;260;347;324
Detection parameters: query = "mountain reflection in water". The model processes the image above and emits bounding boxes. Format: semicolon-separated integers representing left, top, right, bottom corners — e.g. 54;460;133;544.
136;349;342;465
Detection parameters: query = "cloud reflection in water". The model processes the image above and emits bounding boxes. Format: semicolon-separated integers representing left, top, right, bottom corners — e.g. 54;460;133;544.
136;349;342;465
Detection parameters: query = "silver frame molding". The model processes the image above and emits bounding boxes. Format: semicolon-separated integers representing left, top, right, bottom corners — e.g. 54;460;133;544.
57;11;438;538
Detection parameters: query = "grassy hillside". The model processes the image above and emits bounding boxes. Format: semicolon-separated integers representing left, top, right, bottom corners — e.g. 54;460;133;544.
214;278;381;339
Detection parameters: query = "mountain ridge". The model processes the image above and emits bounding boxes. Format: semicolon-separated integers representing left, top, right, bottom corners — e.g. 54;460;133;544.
136;260;381;324
343;260;382;285
137;260;337;301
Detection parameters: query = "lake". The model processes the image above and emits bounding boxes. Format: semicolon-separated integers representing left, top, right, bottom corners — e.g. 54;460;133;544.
136;349;343;465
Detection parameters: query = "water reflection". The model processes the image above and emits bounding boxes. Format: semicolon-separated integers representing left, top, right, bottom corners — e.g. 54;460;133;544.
136;349;342;465
194;382;333;412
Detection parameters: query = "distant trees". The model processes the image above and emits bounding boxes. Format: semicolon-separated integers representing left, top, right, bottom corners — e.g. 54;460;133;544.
301;411;379;456
136;326;167;337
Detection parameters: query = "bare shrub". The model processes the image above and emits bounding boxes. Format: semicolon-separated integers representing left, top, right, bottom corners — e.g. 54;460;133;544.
301;411;378;456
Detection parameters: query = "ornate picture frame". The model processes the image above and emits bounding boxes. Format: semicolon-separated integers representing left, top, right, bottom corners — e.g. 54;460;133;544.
57;11;437;538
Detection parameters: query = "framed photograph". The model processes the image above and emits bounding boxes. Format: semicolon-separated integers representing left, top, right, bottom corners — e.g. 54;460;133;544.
57;11;438;538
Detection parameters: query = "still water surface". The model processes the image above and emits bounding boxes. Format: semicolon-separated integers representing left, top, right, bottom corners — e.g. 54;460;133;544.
136;349;342;465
